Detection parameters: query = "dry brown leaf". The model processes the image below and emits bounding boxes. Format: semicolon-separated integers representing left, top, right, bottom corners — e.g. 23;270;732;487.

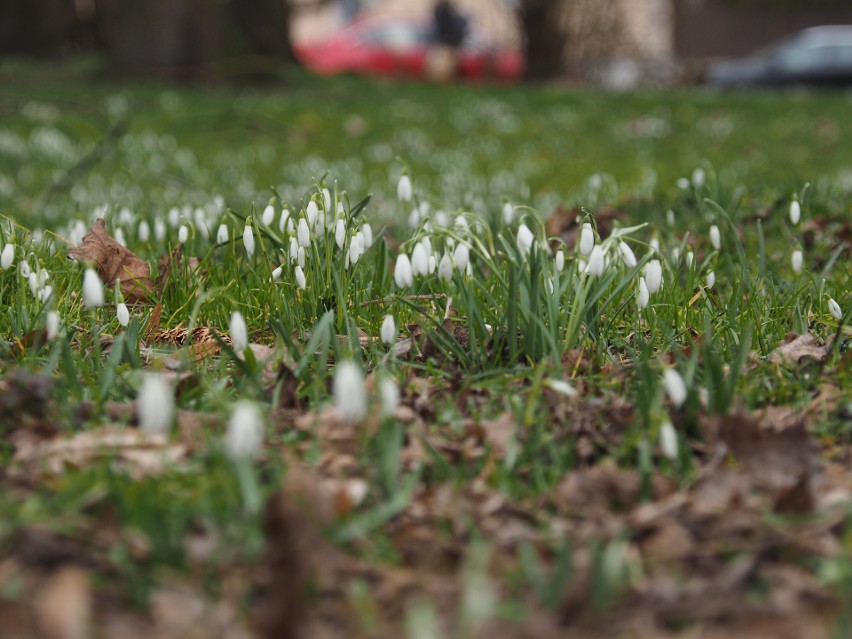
10;427;187;480
769;332;832;365
67;219;153;303
480;412;516;459
32;565;91;639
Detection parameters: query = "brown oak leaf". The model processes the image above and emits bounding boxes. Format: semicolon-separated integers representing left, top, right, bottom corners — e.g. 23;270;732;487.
68;218;153;303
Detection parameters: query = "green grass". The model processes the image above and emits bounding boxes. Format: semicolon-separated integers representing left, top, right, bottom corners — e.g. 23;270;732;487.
0;58;850;637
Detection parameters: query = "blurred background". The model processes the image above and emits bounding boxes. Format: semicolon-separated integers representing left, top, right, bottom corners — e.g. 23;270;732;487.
1;0;850;87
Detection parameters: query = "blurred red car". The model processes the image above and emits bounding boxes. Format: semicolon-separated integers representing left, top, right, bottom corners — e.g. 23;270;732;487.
295;16;523;81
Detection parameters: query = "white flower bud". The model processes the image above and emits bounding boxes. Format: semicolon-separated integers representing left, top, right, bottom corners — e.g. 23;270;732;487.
438;252;453;283
335;219;346;249
1;243;14;270
137;374;174;436
516;224;534;256
361;223;373;248
452;242;470;272
46;310;60;340
677;177;690;190
82;268;104;308
306;200;319;227
579;223;594;256
380;377;400;417
154;219;166;242
297;246;305;268
588;245;605;277
637;278;649;310
295;265;306;290
502;201;514;225
262;204;275;226
138;220;150;242
216;223;228;244
662;368;687;408
644;259;662;294
828;298;842;321
691;167;706;188
789;200;801;225
225;401;263;460
178;225;188;244
397;174;413;202
660;420;678;460
272;265;282;281
116;302;130;327
322;188;332;211
412;241;429;277
791;249;803;273
297;217;311;247
168;206;180;227
709;225;721;251
394;253;413;288
28;272;38;296
334;360;366;421
381;314;396;346
706;271;715;288
242;224;255;256
555;250;565;272
230;311;248;352
279;209;291;233
618;241;637;268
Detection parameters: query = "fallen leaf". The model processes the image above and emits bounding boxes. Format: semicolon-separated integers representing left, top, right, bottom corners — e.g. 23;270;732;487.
67;219;153;303
33;565;91;639
769;332;832;365
480;411;516;459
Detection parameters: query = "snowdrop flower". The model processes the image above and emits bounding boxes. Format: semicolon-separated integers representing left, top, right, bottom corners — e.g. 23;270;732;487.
618;241;637;268
411;241;429;277
660;420;678;460
588;245;605;277
82;268;104;308
334;360;367;421
322;188;332;211
178;225;188;244
335;219;346;249
168;206;180;227
828;298;842;321
116;302;130;327
666;209;675;226
709;225;721;251
438;252;453;283
306;200;319;227
662;368;687;408
555;250;565;272
348;233;364;266
297;246;305;268
579;223;595;256
546;379;577;397
397;174;413;202
380;377;400;417
644;259;662;294
279;209;291;233
502;201;514;225
361;223;373;248
650;238;660;253
271;265;282;281
789;199;801;225
381;314;396;346
676;177;690;190
154;219;167;242
216;223;228;244
242;223;254;256
706;271;715;288
137;374;174;436
28;272;38;296
230;311;248;352
452;242;470;272
38;286;53;303
138;220;150;242
1;243;13;270
262;204;275;227
791;249;803;273
297;218;311;247
46;310;59;340
637;278;649;310
394;253;413;288
686;251;694;268
691;167;706;189
516;224;534;256
295;265;306;290
288;237;298;263
226;401;264;460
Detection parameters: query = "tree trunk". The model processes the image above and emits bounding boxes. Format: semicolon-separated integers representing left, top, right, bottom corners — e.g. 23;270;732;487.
518;0;566;81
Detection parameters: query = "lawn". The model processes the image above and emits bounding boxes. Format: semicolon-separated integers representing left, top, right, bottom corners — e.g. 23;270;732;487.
0;58;850;638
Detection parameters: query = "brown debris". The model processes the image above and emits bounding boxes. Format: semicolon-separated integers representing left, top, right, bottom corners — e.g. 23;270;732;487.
768;332;832;365
67;218;153;303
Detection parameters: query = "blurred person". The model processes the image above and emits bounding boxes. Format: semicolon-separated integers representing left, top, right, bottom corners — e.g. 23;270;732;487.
427;0;468;81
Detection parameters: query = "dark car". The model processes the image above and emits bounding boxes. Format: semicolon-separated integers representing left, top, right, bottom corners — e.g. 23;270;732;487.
707;25;852;88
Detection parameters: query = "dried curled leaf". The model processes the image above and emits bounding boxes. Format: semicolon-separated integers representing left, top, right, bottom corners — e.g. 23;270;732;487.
769;332;832;365
68;218;153;303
